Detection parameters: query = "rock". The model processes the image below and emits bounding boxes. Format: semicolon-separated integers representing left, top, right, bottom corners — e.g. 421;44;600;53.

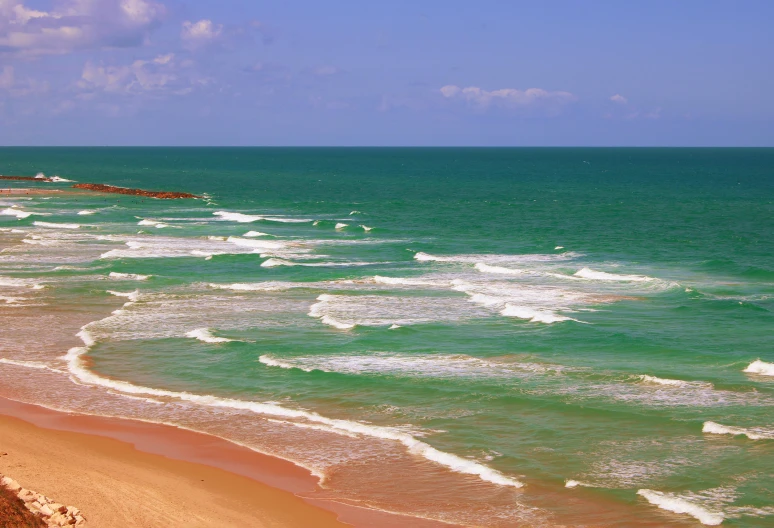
50;503;67;514
72;183;200;199
39;503;54;516
1;476;21;491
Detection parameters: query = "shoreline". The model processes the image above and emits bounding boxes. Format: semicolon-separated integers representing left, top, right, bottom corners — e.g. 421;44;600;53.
0;396;451;528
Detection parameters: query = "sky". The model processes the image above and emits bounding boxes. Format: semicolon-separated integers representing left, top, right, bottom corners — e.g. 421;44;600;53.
0;0;772;146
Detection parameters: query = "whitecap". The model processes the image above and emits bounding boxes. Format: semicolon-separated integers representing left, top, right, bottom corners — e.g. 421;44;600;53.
500;304;575;324
49;176;74;182
474;263;525;275
33;221;81;229
185;328;235;343
226;236;286;250
106;290;139;302
637;489;724;525
213;211;264;223
108;272;150;281
335;223;348;230
574;267;654;282
243;231;270;237
743;359;774;376
77;210;96;215
360;225;372;232
702;421;774;440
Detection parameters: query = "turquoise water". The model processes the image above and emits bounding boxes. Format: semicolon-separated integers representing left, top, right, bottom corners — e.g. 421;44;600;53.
1;148;773;527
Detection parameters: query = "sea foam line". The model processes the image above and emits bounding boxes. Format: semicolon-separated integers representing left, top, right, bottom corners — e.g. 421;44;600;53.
33;221;81;229
64;327;523;489
109;272;150;281
637;489;724;525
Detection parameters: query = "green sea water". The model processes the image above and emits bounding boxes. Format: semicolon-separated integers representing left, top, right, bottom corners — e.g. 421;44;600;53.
1;148;773;527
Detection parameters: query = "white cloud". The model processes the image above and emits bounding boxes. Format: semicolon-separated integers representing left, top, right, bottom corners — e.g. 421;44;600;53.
610;94;628;104
440;85;577;112
181;19;223;47
0;0;165;56
78;53;178;95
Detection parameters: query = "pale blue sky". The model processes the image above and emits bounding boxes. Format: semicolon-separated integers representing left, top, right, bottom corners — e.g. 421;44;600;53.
1;1;772;145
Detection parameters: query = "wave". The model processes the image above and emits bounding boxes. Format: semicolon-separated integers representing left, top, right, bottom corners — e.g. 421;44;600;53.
106;290;140;302
702;421;774;440
109;272;150;281
208;282;296;291
137;219;169;228
372;275;448;287
214;211;313;224
574;267;654;282
335;223;348;230
414;251;582;263
743;359;774;376
226;236;286;250
638;375;711;388
213;211;264;223
474;263;525;275
185;328;236;343
500;304;575;324
0;358;64;373
243;231;270;237
637;489;724;525
565;480;595;488
258;352;568;381
261;258;374;269
319;316;356;330
33;221;81;229
360;225;372;232
1;208;33;219
77;210;96;215
49;176;74;182
64;329;523;489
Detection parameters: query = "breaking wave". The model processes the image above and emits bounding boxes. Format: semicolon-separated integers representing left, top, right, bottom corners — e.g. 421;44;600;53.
185;328;236;343
743;359;774;376
702;421;774;440
637;489;724;525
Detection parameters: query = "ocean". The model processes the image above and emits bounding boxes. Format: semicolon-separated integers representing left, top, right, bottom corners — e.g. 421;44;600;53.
1;147;772;527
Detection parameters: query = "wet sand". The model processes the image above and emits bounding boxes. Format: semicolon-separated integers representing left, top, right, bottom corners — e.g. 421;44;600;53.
0;397;450;528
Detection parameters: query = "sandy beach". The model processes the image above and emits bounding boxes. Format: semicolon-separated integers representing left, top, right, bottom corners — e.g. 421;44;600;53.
0;398;348;527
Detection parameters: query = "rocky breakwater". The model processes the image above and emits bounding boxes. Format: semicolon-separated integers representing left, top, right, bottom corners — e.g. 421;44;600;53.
1;474;86;526
72;183;200;199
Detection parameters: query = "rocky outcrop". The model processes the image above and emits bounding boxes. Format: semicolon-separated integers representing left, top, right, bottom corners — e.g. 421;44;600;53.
1;475;86;527
72;183;200;199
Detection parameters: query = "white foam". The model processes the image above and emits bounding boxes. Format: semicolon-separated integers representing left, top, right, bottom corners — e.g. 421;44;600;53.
261;258;294;268
34;172;47;179
639;375;696;387
372;275;447;287
1;208;32;219
320;315;356;330
33;221;81;229
214;211;313;224
258;352;565;380
743;360;774;376
475;263;525;275
109;272;150;281
64;331;523;489
209;282;294;292
637;489;724;525
555;246;564;250
500;304;574;324
213;211;264;223
137;219;168;228
349;211;362;215
415;251;581;263
106;290;139;302
335;223;348;230
226;236;286;250
77;210;96;215
0;358;64;373
185;328;235;343
49;176;74;182
574;267;653;282
360;225;372;232
564;480;596;488
389;324;401;330
243;231;270;237
702;421;774;440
